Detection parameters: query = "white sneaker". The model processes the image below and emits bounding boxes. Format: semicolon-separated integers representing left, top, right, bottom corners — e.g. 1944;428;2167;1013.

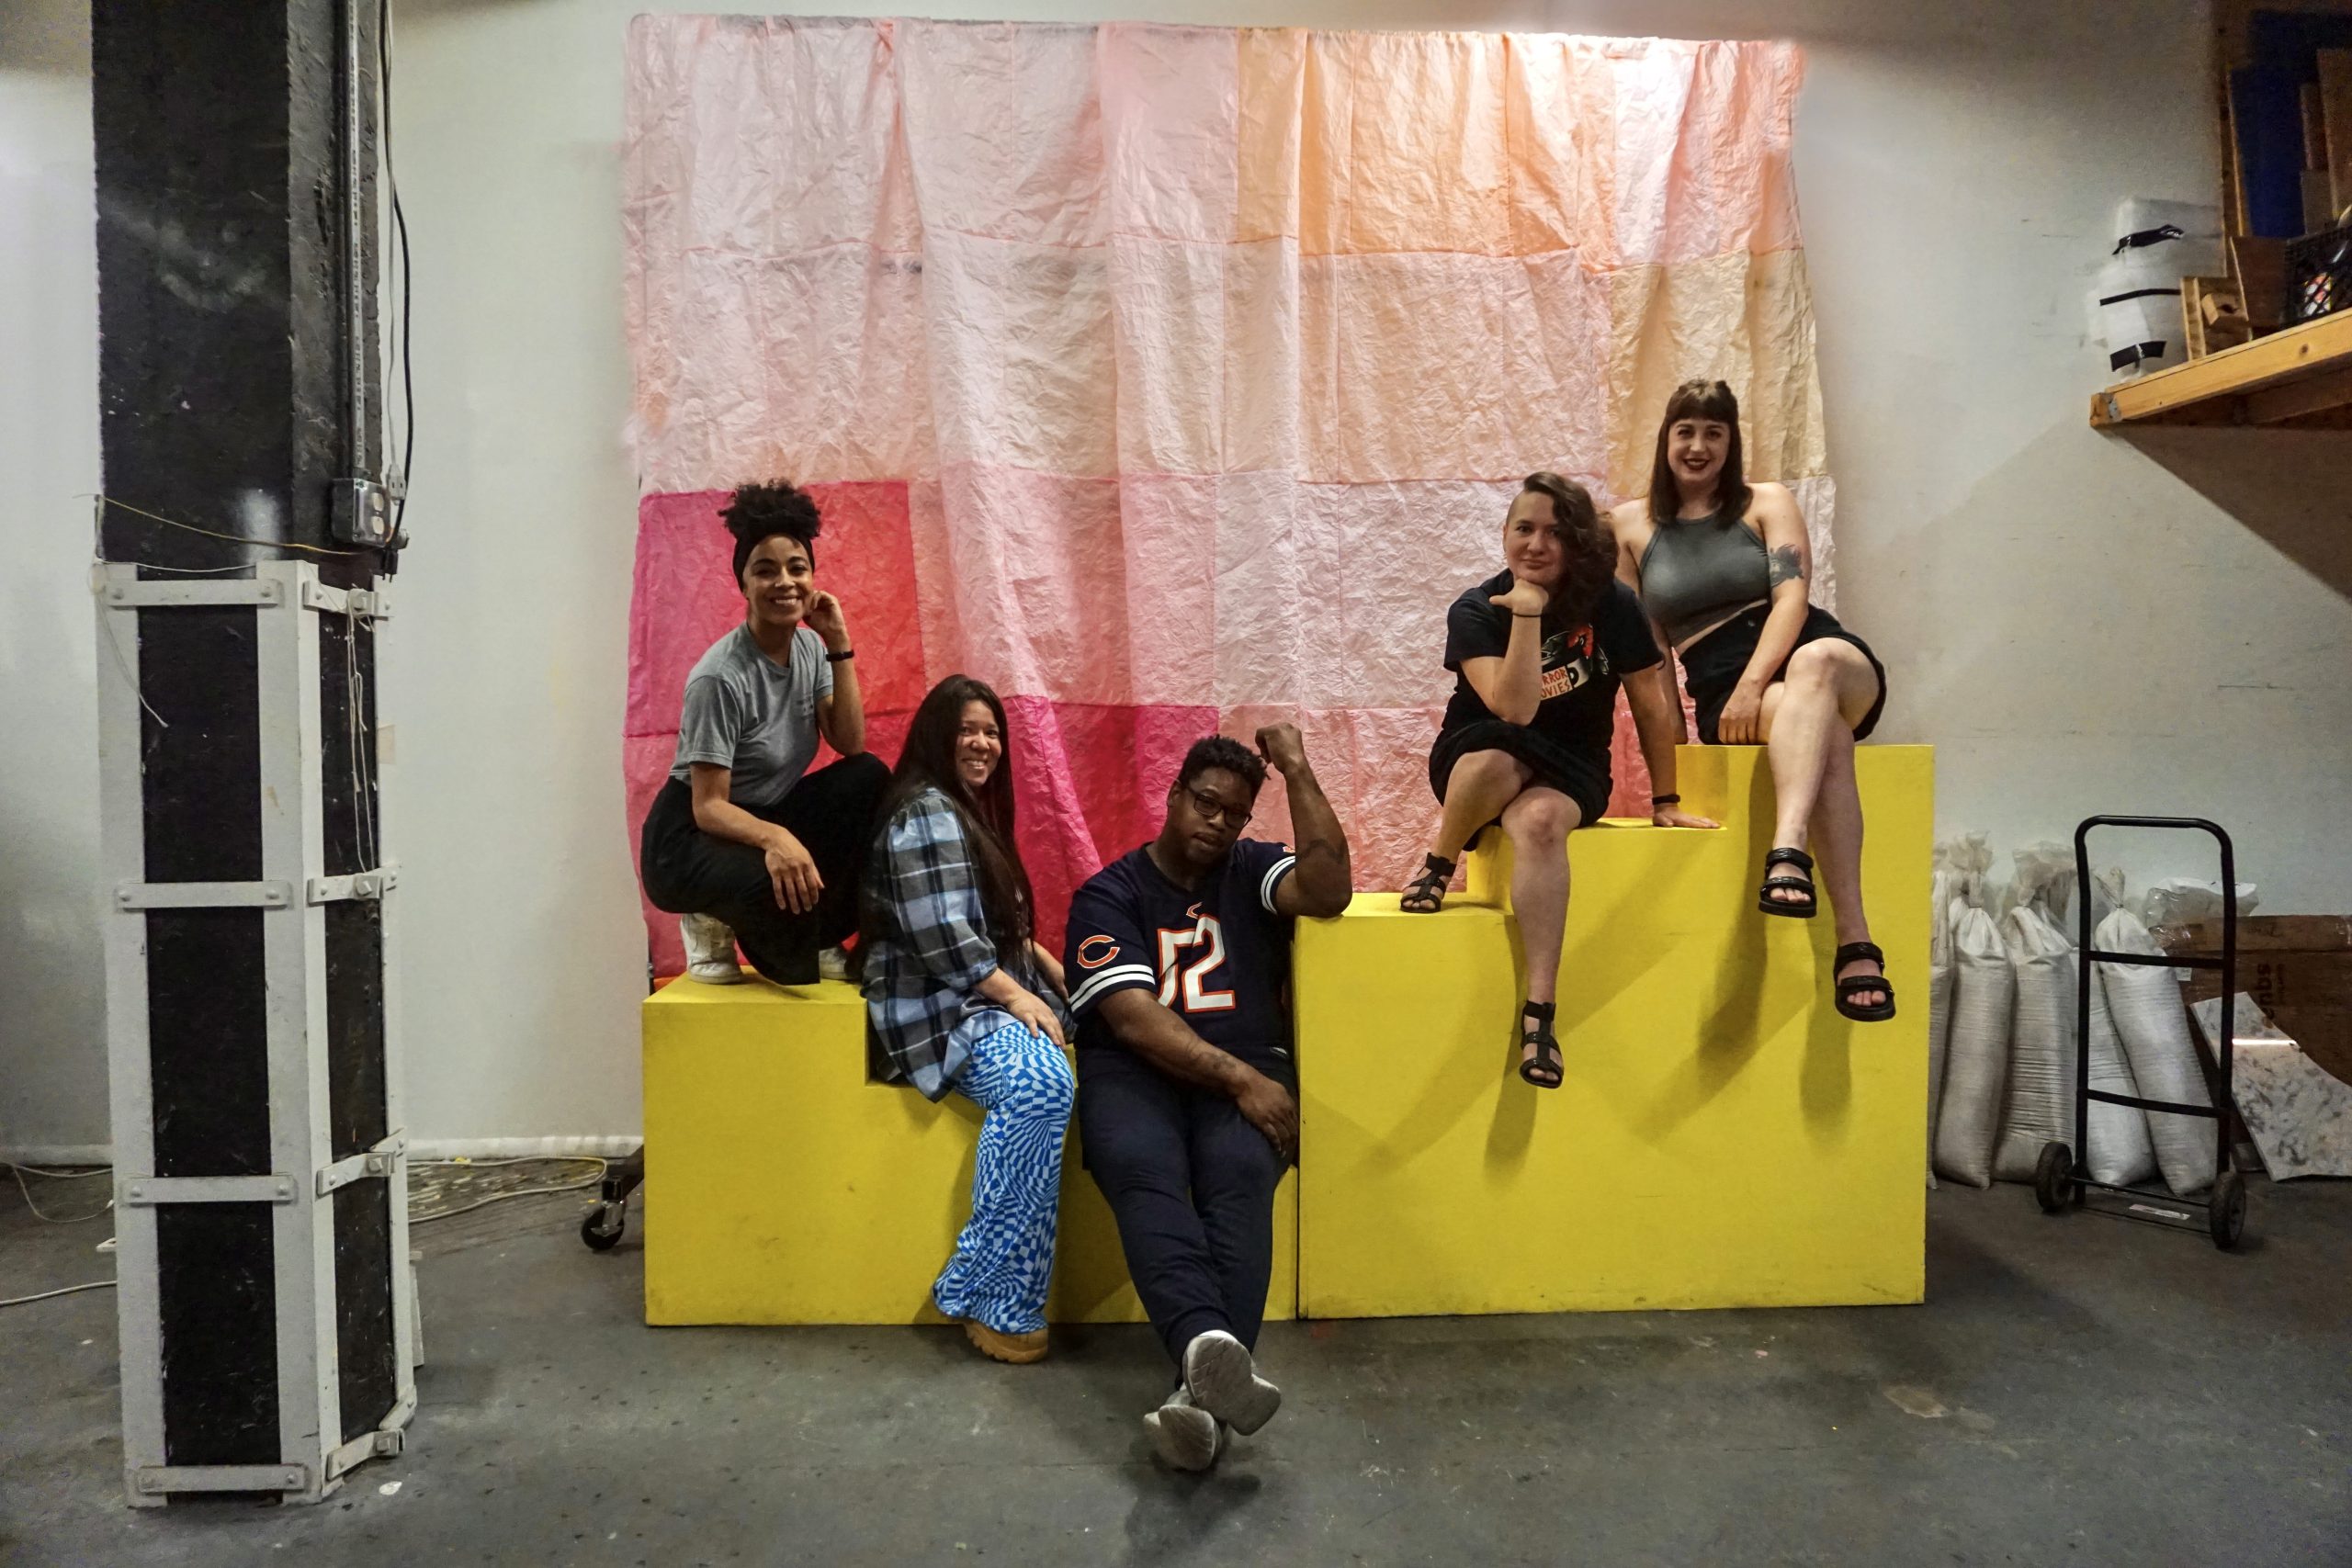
680;914;744;985
1182;1329;1281;1436
1142;1386;1222;1472
817;945;852;983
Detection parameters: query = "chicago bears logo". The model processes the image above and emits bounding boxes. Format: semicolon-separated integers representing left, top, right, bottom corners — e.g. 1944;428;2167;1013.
1076;934;1120;969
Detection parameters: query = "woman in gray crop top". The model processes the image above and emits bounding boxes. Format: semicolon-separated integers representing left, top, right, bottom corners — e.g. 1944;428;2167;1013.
1608;379;1895;1023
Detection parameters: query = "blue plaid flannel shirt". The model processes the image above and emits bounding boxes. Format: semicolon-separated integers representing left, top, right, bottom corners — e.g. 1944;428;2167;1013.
863;788;1070;1100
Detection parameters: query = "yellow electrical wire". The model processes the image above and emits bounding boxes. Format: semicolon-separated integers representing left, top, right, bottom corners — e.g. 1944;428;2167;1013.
93;494;360;558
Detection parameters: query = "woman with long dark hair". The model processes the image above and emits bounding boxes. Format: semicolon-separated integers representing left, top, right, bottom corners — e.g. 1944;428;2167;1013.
862;675;1075;1364
1608;378;1894;1023
1401;474;1713;1089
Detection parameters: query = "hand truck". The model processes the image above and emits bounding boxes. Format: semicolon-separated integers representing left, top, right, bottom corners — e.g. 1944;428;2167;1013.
584;949;663;1252
581;1145;645;1252
2032;815;2249;1249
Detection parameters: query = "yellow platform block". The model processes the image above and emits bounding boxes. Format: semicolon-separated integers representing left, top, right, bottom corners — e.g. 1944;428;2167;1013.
1294;744;1932;1317
641;976;1297;1326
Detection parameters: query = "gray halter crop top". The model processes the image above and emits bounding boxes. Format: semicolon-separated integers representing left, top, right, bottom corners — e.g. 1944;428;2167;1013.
1638;507;1771;646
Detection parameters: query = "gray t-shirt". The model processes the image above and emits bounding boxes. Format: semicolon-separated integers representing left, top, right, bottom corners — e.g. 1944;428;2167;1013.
668;624;834;807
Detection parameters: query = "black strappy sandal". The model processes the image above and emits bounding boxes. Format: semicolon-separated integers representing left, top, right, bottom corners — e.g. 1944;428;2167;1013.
1757;847;1818;918
1399;852;1455;914
1833;941;1897;1022
1517;1000;1563;1089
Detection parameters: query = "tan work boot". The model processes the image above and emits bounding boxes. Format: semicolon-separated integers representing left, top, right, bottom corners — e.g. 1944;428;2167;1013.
962;1319;1049;1365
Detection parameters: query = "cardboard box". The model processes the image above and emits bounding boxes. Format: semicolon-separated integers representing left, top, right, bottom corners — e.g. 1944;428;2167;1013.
2154;916;2352;1089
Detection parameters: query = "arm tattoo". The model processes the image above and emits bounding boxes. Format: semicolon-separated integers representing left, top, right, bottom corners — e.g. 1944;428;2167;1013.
1297;840;1349;874
1766;544;1805;589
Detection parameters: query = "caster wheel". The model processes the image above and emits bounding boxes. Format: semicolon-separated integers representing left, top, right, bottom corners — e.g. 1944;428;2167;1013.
2208;1169;2247;1250
2033;1142;2077;1214
581;1207;626;1253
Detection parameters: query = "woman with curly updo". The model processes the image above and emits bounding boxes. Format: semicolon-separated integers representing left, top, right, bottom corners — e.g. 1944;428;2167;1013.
639;479;888;987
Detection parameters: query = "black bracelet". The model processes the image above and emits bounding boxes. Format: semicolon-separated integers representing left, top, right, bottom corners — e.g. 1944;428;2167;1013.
1651;793;1680;807
1511;611;1544;618
825;648;854;663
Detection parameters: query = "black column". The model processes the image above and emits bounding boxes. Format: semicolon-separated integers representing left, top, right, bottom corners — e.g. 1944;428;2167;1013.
93;0;395;1467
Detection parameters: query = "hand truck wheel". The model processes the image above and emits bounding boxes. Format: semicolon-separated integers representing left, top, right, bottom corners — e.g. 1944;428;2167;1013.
2207;1168;2247;1250
2032;1141;2077;1214
581;1203;627;1253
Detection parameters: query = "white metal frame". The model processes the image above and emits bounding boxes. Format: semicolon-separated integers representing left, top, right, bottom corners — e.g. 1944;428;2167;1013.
96;561;414;1506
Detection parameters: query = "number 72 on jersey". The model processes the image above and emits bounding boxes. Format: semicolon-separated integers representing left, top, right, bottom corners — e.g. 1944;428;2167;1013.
1155;910;1234;1013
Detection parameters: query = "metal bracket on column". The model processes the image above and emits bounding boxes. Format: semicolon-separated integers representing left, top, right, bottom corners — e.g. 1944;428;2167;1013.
101;579;284;610
115;881;293;911
297;576;391;619
325;1427;402;1482
306;866;398;905
315;1134;406;1197
121;1175;299;1206
133;1464;308;1496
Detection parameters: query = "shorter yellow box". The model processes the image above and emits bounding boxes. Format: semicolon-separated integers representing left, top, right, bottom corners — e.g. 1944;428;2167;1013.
641;976;1297;1326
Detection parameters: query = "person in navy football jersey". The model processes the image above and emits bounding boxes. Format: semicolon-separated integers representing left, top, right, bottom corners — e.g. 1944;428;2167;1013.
1063;725;1351;1472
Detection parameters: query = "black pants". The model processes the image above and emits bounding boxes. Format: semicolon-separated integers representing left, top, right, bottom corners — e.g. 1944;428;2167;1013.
638;753;890;985
1078;1043;1290;1367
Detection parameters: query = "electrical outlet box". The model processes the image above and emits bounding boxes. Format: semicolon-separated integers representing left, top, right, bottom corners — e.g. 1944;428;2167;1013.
331;478;393;547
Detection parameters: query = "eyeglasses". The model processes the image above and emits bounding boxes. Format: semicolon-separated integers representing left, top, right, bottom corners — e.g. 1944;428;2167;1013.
1181;786;1250;829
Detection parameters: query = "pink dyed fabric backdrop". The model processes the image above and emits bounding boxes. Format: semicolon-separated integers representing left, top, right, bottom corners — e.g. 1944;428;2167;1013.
622;18;1836;970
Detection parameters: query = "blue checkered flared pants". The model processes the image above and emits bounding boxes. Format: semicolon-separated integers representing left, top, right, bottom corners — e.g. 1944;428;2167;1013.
932;1019;1077;1334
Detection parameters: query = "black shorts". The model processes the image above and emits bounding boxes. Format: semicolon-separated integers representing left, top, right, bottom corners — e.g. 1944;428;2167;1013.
1427;721;1612;832
1679;604;1886;746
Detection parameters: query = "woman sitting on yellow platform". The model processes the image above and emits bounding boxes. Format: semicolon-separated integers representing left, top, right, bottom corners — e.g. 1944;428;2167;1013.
1401;473;1714;1089
862;675;1076;1365
1608;379;1895;1023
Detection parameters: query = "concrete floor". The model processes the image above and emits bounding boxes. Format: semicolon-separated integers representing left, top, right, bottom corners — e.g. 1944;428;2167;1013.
2;1174;2346;1568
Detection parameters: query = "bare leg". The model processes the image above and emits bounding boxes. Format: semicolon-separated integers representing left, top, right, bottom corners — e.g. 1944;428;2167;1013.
1807;726;1883;1006
1757;641;1880;908
1758;650;1885;1000
1431;750;1533;863
1499;787;1579;1011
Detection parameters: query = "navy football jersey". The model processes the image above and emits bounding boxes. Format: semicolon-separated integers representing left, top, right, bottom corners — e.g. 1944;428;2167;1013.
1064;839;1297;1061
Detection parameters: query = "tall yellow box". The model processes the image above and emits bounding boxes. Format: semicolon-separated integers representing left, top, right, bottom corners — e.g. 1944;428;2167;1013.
640;976;1296;1325
1293;744;1932;1317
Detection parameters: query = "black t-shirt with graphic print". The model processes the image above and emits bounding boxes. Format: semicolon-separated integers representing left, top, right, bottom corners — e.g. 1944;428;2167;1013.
1438;571;1662;757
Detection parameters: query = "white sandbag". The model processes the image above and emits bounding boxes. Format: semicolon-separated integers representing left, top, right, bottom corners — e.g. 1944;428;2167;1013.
1934;905;2013;1188
2003;841;2076;925
1939;833;1993;911
1926;962;1954;1191
2141;877;2259;930
2087;866;2130;933
2082;964;2157;1188
1924;870;1960;1189
2095;907;2217;1197
1994;907;2078;1182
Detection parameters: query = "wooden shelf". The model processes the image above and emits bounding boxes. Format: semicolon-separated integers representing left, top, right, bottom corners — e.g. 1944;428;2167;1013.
2091;309;2352;429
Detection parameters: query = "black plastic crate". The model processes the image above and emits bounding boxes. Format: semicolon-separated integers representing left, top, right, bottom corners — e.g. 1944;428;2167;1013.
2286;222;2352;323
